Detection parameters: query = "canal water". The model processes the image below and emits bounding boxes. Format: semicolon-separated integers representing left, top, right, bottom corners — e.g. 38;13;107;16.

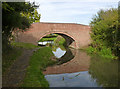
41;41;118;87
38;41;54;46
45;71;101;87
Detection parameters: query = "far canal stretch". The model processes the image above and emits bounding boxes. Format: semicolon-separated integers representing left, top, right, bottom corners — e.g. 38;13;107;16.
38;41;54;46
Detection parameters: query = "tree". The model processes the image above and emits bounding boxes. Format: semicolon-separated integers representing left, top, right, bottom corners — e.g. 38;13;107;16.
90;8;119;58
118;1;120;58
2;2;41;52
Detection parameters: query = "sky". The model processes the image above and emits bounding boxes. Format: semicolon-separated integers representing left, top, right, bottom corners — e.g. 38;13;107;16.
26;0;119;25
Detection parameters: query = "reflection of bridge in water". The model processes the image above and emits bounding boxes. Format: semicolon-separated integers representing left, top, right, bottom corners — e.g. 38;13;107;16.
43;48;90;74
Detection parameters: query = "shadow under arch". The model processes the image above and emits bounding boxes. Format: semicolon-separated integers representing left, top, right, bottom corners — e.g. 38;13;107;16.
38;31;77;48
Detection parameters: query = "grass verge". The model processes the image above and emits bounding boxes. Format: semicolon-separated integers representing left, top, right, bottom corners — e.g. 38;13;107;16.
20;47;56;87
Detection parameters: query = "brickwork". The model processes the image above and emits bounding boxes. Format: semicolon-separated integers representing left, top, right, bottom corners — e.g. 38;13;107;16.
15;22;91;49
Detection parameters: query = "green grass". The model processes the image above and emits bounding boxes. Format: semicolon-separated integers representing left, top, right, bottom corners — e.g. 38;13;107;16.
39;37;57;42
2;47;22;74
20;47;56;87
11;42;39;49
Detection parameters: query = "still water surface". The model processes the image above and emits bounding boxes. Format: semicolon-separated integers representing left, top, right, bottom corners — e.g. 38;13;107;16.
42;42;118;87
38;41;54;45
45;71;102;87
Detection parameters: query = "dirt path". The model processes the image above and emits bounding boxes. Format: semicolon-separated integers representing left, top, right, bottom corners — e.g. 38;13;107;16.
2;48;39;87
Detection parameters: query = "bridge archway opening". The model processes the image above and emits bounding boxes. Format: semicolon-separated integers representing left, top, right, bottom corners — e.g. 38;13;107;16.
37;32;77;64
38;32;76;48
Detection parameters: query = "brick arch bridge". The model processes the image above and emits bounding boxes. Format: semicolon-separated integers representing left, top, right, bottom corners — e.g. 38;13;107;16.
15;22;91;49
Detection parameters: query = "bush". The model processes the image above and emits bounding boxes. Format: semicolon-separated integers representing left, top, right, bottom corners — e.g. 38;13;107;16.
98;46;116;59
86;46;97;54
90;8;119;59
86;46;117;59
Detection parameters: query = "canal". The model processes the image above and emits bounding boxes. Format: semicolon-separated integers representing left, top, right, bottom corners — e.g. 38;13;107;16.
38;37;118;87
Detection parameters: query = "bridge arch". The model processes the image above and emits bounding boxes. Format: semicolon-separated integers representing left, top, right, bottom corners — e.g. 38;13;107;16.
15;22;91;49
38;31;77;48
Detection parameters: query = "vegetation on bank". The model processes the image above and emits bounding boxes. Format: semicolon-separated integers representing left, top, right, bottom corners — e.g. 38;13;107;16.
38;34;58;42
20;47;56;87
39;37;56;42
87;8;119;59
86;46;117;59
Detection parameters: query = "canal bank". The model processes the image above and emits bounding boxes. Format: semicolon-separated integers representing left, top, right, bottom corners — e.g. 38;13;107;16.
2;48;40;87
2;42;119;87
20;47;56;87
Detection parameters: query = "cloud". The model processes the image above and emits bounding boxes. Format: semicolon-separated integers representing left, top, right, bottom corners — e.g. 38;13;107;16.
26;0;119;25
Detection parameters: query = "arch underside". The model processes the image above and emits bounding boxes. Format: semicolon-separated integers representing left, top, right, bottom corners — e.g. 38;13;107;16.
39;31;76;48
